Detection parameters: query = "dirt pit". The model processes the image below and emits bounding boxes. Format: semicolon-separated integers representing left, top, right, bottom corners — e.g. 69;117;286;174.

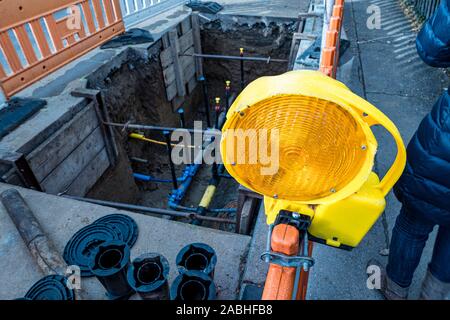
84;17;294;234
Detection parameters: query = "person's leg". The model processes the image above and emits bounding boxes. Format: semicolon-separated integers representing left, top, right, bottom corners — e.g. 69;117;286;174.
386;206;435;288
420;226;450;299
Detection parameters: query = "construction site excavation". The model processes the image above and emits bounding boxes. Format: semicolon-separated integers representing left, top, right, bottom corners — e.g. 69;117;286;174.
2;0;446;304
82;15;295;234
0;0;313;301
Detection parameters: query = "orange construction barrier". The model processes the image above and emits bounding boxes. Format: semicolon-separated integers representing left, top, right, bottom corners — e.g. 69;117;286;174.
0;0;125;99
262;224;300;300
320;0;345;79
262;224;313;300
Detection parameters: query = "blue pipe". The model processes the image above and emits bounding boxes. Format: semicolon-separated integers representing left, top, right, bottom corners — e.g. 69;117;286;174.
168;163;202;209
208;208;237;213
134;173;179;184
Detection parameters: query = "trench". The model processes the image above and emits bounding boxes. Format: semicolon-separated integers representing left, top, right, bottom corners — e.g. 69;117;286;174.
83;17;294;233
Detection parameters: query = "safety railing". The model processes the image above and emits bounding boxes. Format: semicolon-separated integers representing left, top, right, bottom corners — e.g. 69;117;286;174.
119;0;186;28
404;0;441;20
0;0;125;99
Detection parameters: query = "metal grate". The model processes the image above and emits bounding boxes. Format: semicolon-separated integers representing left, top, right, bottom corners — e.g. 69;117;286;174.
0;0;125;99
404;0;441;19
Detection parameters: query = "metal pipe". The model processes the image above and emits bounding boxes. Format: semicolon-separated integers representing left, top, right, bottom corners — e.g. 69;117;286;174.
214;97;221;129
63;195;236;225
103;121;212;135
240;48;245;91
199;76;211;128
0;189;67;275
185;52;288;64
0;189;88;300
177;107;186;129
130;157;149;164
225;80;231;112
164;130;178;190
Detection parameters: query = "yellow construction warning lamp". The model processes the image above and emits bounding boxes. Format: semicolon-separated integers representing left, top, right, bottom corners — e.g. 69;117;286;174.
221;70;406;249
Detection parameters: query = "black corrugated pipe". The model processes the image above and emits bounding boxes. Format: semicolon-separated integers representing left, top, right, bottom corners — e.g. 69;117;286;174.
176;243;217;278
170;271;216;301
88;240;134;300
127;253;170;300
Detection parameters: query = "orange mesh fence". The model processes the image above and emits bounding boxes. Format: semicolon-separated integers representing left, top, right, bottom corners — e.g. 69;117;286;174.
0;0;125;99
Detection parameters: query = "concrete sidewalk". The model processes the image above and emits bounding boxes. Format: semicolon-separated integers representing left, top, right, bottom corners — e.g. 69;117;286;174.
307;0;448;299
0;183;251;300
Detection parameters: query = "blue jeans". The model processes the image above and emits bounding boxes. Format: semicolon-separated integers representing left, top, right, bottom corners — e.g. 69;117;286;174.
386;206;450;287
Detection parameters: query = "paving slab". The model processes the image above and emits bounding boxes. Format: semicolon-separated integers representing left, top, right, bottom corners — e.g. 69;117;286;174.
0;183;251;300
306;0;449;300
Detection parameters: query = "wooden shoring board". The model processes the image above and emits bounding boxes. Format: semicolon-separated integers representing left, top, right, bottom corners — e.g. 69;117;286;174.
159;15;199;109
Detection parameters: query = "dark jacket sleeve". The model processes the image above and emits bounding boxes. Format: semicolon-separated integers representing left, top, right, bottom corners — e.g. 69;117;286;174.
416;0;450;68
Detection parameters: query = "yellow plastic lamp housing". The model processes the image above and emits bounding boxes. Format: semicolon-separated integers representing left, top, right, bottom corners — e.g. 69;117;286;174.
221;70;406;249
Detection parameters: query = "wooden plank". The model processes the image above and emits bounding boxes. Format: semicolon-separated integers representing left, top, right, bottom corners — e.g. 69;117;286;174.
161;33;170;49
166;81;177;101
163;64;176;85
165;65;196;99
65;148;110;196
160;48;172;68
180;16;192;35
169;29;186;97
171;95;185;112
162;48;195;88
239;198;256;235
191;12;203;78
40;127;105;195
186;74;197;95
183;57;196;84
160;29;194;66
27;104;99;182
178;29;194;54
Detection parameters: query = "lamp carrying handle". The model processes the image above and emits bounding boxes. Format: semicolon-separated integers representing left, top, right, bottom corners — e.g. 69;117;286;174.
352;97;407;197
